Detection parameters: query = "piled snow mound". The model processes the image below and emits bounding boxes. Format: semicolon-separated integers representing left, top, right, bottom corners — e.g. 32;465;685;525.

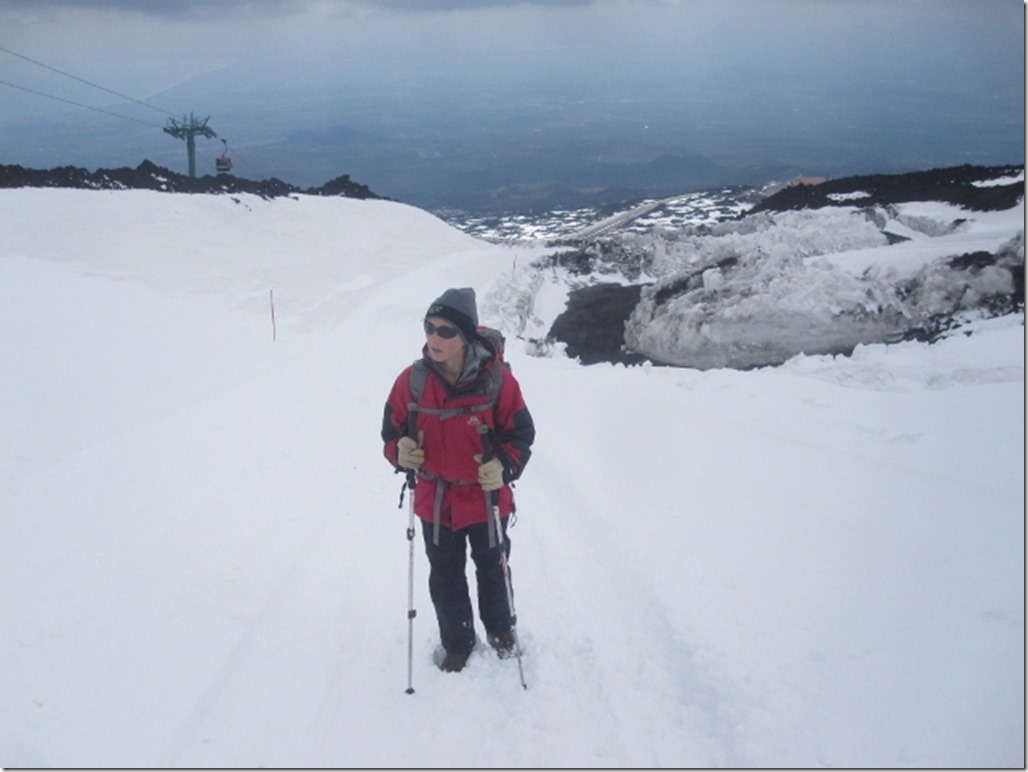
624;227;1023;370
900;231;1024;321
626;247;911;370
647;207;890;277
499;168;1023;369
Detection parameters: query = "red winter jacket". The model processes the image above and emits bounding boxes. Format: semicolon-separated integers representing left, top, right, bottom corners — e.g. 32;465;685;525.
381;339;534;532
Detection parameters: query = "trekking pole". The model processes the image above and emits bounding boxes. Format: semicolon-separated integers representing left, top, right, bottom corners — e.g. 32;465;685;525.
402;470;417;695
401;421;424;695
478;426;528;690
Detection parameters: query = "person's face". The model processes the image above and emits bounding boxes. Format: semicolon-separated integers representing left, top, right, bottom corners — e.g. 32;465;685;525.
424;316;465;367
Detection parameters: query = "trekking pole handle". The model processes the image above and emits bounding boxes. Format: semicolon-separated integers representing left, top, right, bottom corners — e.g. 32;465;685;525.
477;425;505;516
477;424;495;462
401;422;423;491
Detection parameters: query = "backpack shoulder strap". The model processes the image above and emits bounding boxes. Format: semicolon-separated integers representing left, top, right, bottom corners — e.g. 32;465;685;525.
407;356;505;423
482;358;506;405
409;359;428;405
406;360;428;438
477;326;506;360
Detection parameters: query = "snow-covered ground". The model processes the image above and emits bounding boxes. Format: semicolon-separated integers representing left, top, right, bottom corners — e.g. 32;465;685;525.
440;187;755;243
1;188;1023;768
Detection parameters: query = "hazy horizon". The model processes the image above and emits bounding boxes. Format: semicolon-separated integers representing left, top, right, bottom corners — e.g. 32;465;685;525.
1;0;1023;213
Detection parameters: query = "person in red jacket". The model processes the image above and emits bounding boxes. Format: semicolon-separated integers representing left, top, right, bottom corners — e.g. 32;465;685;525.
382;287;535;673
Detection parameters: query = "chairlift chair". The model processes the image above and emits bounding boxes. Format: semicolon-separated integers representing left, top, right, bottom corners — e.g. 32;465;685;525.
215;139;233;175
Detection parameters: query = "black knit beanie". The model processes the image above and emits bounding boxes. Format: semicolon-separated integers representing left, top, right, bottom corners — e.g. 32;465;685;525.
426;287;478;342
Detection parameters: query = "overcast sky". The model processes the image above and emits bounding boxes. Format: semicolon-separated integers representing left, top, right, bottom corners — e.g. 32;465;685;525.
0;0;1023;206
3;0;1022;115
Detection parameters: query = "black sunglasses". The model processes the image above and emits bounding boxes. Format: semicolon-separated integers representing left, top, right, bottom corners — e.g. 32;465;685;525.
424;320;461;339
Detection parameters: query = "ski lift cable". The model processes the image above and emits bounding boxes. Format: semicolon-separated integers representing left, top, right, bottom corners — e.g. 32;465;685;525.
0;78;164;128
0;46;253;176
0;44;177;117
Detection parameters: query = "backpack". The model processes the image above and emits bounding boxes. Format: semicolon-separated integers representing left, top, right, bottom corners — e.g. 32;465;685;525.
407;326;509;429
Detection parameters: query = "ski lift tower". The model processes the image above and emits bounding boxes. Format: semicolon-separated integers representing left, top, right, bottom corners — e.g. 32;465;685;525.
163;113;217;178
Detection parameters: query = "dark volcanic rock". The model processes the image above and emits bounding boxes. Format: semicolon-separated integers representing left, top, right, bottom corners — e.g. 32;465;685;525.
549;283;648;365
0;160;385;201
752;163;1024;214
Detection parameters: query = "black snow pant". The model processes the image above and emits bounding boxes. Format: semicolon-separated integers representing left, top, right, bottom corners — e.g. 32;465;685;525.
422;518;514;655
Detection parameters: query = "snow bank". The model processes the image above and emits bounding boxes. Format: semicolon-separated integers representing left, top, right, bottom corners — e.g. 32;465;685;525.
626;248;911;369
617;199;1024;369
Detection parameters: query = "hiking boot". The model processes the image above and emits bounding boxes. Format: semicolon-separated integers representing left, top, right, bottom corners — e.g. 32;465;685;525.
487;629;517;659
439;650;471;673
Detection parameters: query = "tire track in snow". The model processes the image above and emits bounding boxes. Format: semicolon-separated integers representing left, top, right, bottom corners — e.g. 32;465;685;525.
512;359;752;766
154;351;366;767
522;455;748;766
158;485;335;767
